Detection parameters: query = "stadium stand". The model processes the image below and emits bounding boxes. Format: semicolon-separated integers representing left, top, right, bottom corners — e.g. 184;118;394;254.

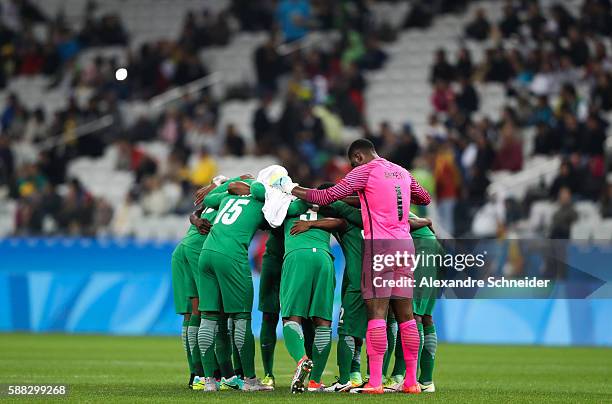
0;0;611;240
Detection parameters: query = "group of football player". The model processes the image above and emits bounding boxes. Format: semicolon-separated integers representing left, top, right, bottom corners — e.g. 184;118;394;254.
171;139;440;394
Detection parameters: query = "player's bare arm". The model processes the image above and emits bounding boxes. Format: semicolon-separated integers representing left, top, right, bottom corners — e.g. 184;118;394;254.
408;216;432;231
290;218;348;236
228;181;251;195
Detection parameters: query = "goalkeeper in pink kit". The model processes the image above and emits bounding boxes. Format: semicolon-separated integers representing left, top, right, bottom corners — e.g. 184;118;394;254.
274;139;431;394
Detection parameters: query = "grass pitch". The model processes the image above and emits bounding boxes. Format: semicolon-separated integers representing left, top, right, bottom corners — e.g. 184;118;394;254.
0;333;610;403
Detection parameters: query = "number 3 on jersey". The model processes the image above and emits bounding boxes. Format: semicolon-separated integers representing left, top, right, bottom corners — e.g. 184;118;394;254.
214;198;250;225
299;209;317;221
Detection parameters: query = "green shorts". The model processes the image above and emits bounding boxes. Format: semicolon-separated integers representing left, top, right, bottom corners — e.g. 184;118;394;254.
197;249;254;314
171;244;191;314
413;241;441;316
337;290;367;339
183;245;201;299
258;252;282;314
280;248;335;321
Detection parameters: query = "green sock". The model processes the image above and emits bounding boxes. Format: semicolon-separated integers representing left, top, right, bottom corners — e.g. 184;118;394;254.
215;315;234;378
302;319;315;359
188;315;204;376
228;318;243;376
416;322;424;377
198;314;218;377
283;321;306;363
337;334;355;384
419;324;437;383
233;314;256;379
310;326;332;383
182;320;194;374
260;317;277;377
383;319;398;377
391;325;406;377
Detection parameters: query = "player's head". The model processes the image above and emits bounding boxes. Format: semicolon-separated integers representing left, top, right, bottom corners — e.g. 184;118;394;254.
317;182;335;190
347;139;377;168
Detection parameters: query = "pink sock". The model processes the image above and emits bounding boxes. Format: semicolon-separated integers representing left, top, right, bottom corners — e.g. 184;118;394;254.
366;319;387;388
399;319;420;387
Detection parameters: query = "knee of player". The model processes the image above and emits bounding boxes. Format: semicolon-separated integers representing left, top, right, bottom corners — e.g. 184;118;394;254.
421;314;434;327
282;316;302;325
312;316;332;328
231;312;252;321
202;311;221;321
262;312;279;323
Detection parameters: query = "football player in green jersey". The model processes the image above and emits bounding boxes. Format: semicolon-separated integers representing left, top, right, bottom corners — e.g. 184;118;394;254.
171;182;217;389
196;178;273;392
304;196;368;393
278;189;347;393
257;227;284;388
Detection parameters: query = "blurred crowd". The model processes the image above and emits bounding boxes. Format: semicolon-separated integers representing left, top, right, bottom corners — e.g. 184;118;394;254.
1;0;611;238
421;0;612;237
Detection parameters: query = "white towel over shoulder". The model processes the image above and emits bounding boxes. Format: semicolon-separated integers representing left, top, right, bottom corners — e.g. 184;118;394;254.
256;165;296;228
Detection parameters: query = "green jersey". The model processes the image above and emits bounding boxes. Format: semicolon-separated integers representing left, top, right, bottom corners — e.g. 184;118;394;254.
181;207;218;250
326;201;363;292
249;181;330;258
181;175;245;249
201;178;262;263
283;200;332;258
264;227;284;259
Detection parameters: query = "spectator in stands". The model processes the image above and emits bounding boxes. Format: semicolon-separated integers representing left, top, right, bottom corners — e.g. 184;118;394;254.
483;47;514;83
529;95;555;127
253;94;275;154
556;83;587;119
493;122;523;172
56;179;94;235
464;8;491;41
549;160;580;200
455;47;474;80
158;109;183;145
358;36;388;71
93;197;114;235
16;163;47;198
559;112;584;155
254;34;284;94
430;79;455;113
430;48;455;83
190;147;217;186
141;176;170;216
112;190;143;237
525;2;547;40
529;60;559;96
0;136;14;186
565;26;590;67
583;113;606;157
466;165;490;207
591;71;612;111
434;141;461;235
533;122;554;155
601;180;612;218
389;123;420;170
455;76;479;116
277;0;312;42
549;186;578;239
498;2;521;38
224;124;246;157
425;113;448;141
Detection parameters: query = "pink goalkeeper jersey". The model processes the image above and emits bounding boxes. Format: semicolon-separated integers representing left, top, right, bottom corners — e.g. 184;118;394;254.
305;158;431;239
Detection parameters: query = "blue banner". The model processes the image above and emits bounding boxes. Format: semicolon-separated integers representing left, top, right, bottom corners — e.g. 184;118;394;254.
0;238;610;346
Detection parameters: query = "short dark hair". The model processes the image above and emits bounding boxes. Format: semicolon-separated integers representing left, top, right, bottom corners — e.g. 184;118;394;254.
347;138;375;158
